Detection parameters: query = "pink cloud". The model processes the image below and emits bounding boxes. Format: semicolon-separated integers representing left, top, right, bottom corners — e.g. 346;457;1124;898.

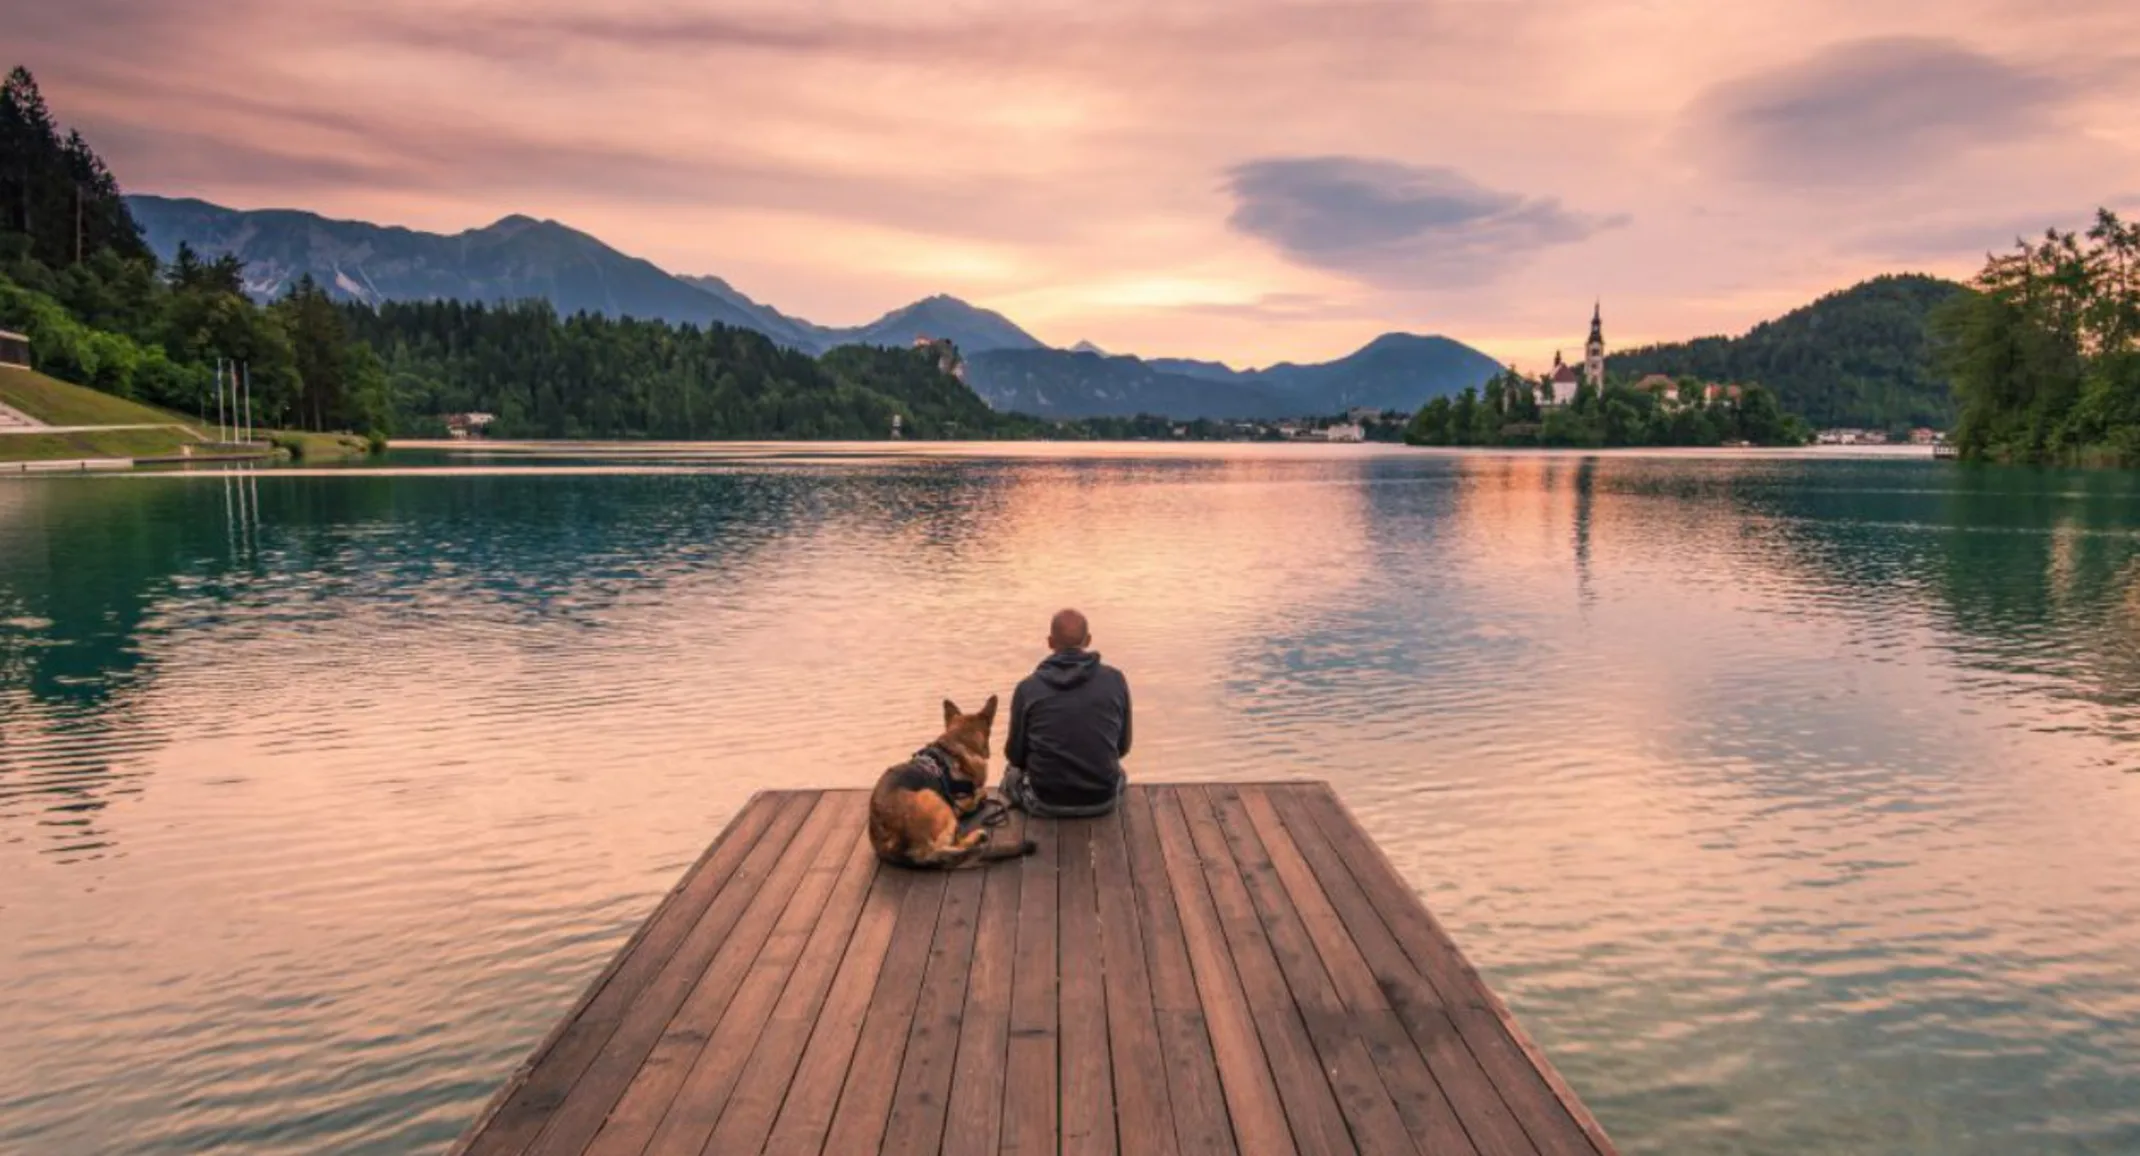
12;0;2140;368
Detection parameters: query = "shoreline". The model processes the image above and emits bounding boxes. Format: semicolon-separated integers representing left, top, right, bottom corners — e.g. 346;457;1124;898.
391;437;1942;460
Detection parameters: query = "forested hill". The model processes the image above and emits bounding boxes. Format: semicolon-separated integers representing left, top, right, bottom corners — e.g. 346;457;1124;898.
346;300;1029;440
1609;275;1969;429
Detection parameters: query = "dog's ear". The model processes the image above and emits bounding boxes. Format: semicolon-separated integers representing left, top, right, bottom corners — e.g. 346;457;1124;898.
943;698;960;726
979;694;999;725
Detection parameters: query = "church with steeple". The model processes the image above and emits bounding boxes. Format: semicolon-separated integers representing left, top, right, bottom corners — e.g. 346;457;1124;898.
1542;302;1606;407
1584;301;1604;392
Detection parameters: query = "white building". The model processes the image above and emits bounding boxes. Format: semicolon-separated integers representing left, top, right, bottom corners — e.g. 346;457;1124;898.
1815;428;1886;446
1543;353;1581;407
444;412;496;439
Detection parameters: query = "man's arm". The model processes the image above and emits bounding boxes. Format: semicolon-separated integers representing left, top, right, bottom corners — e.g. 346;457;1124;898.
1005;680;1030;768
1116;675;1133;758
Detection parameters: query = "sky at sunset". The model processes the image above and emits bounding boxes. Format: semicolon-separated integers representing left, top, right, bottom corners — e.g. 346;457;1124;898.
14;0;2140;369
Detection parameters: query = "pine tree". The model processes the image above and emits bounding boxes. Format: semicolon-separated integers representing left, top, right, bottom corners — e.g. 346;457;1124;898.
0;67;150;267
1;66;61;255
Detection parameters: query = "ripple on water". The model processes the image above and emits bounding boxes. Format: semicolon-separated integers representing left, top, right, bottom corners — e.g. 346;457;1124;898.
2;450;2139;1154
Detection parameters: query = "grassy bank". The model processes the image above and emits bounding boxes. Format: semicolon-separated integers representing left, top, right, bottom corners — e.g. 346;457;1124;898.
0;369;376;465
0;427;205;461
268;430;374;462
0;369;207;430
1;371;214;463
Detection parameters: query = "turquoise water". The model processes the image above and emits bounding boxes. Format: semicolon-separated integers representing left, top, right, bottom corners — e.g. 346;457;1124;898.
2;444;2138;1154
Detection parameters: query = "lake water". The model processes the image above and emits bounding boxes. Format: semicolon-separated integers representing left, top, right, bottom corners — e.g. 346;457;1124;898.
2;443;2138;1155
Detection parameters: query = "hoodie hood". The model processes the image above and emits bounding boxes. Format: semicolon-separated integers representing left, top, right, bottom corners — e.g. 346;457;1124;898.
1035;648;1100;689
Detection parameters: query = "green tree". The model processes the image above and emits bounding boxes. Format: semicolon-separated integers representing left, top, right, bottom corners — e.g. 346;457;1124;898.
0;68;151;268
1601;395;1645;445
1737;384;1787;444
1936;210;2140;465
1450;387;1479;447
1405;396;1453;445
1572;380;1599;415
1472;379;1505;445
275;276;352;431
1506;367;1542;424
1540;407;1600;447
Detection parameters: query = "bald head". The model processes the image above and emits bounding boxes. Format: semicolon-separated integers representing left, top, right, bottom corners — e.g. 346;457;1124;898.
1048;608;1091;653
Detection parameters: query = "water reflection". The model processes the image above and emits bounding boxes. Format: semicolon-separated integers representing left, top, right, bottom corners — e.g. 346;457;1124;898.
1;448;2138;1155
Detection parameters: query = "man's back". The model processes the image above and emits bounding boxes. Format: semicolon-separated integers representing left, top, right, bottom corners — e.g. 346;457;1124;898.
1006;648;1132;809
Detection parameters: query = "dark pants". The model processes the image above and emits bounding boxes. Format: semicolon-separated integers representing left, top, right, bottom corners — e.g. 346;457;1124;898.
1000;765;1124;818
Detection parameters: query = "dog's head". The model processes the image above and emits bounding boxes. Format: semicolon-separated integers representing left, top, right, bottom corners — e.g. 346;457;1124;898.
937;695;999;783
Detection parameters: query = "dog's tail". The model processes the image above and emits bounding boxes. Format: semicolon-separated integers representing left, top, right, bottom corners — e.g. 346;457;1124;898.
927;836;1039;869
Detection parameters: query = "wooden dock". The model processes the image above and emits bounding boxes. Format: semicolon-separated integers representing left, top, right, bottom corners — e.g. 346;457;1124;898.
451;784;1616;1156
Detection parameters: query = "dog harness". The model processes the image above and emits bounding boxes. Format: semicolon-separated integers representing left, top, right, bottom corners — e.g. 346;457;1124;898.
912;745;978;804
905;746;1011;831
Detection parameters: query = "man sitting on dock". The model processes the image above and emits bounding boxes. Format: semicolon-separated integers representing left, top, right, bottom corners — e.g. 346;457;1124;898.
1001;608;1132;818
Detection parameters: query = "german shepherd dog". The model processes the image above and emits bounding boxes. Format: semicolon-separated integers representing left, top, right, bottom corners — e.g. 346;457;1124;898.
869;696;1037;869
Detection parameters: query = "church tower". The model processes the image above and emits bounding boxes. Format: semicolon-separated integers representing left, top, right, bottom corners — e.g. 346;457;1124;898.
1584;301;1605;392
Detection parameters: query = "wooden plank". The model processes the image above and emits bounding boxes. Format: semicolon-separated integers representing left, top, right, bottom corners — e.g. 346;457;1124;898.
879;840;991;1154
584;792;856;1155
530;792;847;1156
1295;786;1612;1156
1258;787;1537;1156
1059;818;1119;1156
816;865;953;1153
1171;787;1374;1156
1122;789;1237;1156
1225;786;1479;1156
942;812;1027;1156
452;792;794;1156
1091;805;1180;1156
701;810;896;1156
1001;817;1070;1147
1000;815;1061;1155
624;792;875;1156
1148;789;1300;1156
755;864;917;1156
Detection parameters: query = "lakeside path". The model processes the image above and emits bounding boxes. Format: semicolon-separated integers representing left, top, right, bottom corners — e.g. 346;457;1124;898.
0;422;203;436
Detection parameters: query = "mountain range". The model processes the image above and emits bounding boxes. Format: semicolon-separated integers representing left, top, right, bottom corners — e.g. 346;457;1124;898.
676;276;1046;357
127;197;779;334
125;194;1502;419
966;334;1502;419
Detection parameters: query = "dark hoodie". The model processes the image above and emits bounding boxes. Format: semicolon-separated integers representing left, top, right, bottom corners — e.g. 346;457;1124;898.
1005;649;1132;808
